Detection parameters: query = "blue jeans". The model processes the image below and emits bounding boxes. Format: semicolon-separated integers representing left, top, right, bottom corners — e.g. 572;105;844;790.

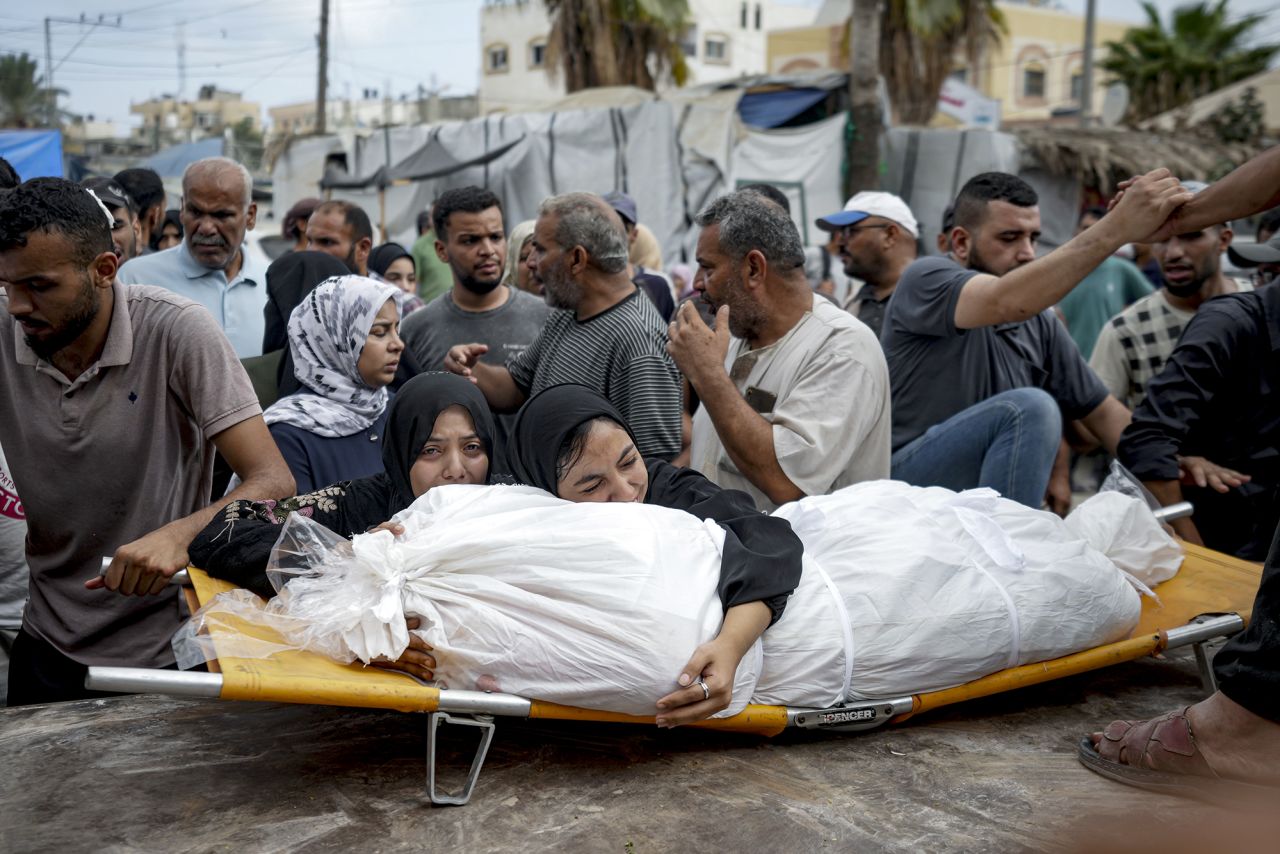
890;388;1061;508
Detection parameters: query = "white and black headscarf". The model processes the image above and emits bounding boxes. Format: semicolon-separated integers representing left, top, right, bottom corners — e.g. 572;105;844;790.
263;275;404;438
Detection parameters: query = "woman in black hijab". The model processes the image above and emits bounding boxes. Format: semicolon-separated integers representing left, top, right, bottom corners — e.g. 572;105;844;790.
191;373;498;600
509;384;803;727
262;251;350;354
368;242;425;317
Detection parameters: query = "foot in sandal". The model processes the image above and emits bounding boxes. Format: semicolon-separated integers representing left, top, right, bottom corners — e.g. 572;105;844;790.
1078;691;1280;802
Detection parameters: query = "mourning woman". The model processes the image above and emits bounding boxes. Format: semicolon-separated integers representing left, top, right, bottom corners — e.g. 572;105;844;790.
508;383;803;727
263;276;405;494
190;372;497;679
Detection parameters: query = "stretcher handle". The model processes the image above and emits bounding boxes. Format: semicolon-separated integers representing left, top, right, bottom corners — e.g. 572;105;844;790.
1152;501;1193;523
98;557;190;586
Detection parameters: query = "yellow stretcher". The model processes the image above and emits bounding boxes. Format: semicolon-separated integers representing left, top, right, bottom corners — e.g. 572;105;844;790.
86;540;1263;805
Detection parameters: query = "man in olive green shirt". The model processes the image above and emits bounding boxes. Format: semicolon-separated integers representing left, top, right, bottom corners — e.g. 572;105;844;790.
411;206;453;304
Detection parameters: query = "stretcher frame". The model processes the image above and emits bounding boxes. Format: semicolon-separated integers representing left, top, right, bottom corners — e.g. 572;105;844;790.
86;508;1263;806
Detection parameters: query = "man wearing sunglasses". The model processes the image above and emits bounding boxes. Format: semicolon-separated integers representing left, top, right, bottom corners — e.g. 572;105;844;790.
816;192;919;339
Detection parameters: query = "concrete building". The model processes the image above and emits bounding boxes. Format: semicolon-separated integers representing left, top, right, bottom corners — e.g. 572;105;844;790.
479;0;818;113
766;0;1134;126
130;85;262;147
267;93;479;139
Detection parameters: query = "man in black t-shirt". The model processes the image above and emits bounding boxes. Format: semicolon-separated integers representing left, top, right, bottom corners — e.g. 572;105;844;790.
881;171;1188;508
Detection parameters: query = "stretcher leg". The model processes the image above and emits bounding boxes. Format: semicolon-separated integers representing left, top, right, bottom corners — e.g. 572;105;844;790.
426;712;495;806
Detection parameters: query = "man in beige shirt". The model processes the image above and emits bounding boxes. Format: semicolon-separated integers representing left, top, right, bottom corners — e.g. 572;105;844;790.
669;190;891;511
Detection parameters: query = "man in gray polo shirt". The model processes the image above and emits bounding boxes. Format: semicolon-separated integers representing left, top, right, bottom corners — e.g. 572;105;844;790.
0;178;294;705
882;170;1190;508
399;186;550;455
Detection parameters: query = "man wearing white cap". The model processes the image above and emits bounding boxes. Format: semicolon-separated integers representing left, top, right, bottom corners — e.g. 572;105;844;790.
816;191;919;338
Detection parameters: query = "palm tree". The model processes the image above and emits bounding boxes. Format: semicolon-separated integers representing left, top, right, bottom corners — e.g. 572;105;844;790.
545;0;690;92
0;53;61;129
878;0;1006;125
847;0;885;193
1100;0;1278;123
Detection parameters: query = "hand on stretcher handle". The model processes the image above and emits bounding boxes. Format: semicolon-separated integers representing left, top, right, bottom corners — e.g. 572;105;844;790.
98;557;190;586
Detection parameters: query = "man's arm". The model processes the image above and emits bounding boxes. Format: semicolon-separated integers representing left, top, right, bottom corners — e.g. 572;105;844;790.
89;416;295;596
668;304;803;505
1164;145;1280;236
954;170;1193;329
443;342;527;412
1078;394;1132;457
1117;304;1253;542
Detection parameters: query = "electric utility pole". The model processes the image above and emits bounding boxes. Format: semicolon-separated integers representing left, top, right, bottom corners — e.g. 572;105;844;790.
1080;0;1096;127
43;13;123;128
316;0;330;134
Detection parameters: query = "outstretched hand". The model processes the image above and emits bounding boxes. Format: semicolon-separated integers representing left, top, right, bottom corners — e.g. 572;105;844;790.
443;342;489;383
1106;171;1195;244
1103;168;1196;245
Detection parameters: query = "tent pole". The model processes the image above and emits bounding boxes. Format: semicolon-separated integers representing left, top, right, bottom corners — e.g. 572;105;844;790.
379;186;387;243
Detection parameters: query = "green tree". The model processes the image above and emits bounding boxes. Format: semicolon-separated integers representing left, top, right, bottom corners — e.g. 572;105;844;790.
545;0;690;92
878;0;1006;125
1100;0;1279;123
0;53;63;129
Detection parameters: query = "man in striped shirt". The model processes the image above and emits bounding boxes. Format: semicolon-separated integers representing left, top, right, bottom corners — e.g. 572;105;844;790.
445;192;682;460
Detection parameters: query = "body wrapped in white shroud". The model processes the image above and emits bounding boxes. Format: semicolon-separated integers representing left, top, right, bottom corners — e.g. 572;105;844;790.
185;481;1178;716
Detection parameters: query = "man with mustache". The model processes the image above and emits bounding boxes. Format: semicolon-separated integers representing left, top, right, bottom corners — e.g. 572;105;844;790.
399;186;550;453
669;189;892;510
116;156;267;358
1090;181;1243;410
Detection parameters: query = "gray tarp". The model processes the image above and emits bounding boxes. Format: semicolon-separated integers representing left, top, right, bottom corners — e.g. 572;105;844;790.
273;98;1083;266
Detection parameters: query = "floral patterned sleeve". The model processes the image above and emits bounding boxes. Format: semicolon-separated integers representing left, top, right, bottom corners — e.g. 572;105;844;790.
190;484;357;599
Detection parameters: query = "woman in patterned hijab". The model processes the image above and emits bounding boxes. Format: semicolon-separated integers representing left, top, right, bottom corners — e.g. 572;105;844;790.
262;275;405;492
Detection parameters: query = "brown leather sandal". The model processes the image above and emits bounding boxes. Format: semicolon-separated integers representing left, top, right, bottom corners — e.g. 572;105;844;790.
1077;706;1277;803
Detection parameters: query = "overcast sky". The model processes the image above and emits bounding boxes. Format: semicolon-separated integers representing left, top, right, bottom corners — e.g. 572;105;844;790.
1;0;1276;134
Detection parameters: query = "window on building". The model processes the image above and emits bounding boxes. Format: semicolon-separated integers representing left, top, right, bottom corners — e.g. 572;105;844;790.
486;43;509;74
680;25;698;57
740;2;747;28
1022;63;1045;99
705;35;728;63
529;40;547;69
754;3;761;30
1070;71;1084;103
948;68;968;84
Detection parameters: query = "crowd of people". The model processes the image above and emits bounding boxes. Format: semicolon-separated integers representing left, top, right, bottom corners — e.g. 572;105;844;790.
0;143;1278;800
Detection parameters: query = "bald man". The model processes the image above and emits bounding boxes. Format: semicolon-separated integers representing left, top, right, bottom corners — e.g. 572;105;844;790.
117;156;266;357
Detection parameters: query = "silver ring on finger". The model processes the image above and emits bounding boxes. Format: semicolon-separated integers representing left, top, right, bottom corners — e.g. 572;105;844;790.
696;677;710;701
